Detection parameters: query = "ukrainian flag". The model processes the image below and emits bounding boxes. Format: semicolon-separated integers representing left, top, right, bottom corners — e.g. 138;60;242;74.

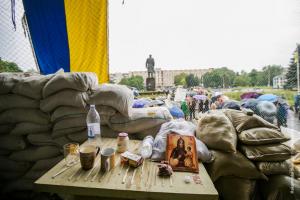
23;0;108;83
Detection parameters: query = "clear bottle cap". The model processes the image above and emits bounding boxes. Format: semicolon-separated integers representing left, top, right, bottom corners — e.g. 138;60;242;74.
90;105;95;108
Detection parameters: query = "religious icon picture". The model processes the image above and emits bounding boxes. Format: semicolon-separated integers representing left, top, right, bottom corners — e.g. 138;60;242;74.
166;134;199;173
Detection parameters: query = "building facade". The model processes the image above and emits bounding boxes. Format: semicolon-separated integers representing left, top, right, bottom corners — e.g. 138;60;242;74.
110;68;213;89
273;75;287;89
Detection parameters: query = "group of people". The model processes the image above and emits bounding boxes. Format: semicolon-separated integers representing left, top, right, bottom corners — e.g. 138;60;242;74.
181;95;212;120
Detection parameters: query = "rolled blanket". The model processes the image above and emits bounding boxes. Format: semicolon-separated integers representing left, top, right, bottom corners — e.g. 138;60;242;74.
9;146;61;162
40;89;88;112
87;84;134;117
10;123;51;136
42;72;98;98
0;135;26;151
0;108;50;125
0;94;39;112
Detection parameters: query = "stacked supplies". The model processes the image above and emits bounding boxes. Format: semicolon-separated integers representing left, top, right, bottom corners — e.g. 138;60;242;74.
0;73;60;196
196;110;267;200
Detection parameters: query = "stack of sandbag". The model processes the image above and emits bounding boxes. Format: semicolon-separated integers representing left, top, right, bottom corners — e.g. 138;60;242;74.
222;109;298;200
196;110;267;200
88;84;171;138
0;73;63;196
41;72;98;143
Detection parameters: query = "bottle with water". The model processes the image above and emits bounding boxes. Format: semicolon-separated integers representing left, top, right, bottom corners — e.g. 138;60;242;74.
86;105;101;147
140;136;154;159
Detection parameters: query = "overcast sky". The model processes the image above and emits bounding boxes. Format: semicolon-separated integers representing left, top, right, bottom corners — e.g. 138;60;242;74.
1;0;300;73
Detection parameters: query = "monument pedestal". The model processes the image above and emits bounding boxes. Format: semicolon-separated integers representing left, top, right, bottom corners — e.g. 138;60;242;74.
146;78;155;91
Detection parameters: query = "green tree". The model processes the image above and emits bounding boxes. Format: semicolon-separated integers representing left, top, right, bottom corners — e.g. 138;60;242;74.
234;74;250;87
202;67;236;88
119;75;144;90
185;74;200;87
0;58;22;72
261;65;284;86
285;58;298;89
174;73;187;86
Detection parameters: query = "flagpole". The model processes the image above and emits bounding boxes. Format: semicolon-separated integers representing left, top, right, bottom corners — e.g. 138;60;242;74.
297;44;300;94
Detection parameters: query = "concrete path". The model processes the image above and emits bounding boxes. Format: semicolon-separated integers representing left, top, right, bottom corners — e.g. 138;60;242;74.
287;111;300;132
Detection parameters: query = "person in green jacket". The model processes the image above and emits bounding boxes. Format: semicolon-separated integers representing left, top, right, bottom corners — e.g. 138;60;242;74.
181;100;189;120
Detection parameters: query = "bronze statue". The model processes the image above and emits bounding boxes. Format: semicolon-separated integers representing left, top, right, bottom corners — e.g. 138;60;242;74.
146;54;155;78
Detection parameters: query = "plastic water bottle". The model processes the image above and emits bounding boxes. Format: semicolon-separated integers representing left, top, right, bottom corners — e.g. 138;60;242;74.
86;105;101;147
140;136;154;158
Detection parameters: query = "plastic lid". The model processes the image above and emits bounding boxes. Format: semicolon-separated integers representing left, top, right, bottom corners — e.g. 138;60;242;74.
118;132;128;137
90;105;95;108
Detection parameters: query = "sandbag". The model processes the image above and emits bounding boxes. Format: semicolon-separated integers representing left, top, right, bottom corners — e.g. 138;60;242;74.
0;156;31;172
0;73;24;94
42;72;98;98
30;156;63;172
240;144;293;162
151;119;213;163
109;107;173;133
40;90;88;113
223;109;278;132
52;117;86;138
0;94;39;112
67;129;88;143
12;74;53;100
0;124;14;134
205;150;266;182
51;106;112;125
239;128;289;145
0;135;26;151
0;149;11;155
0;171;25;181
23;169;48;180
215;176;256;200
10;122;51;136
133;125;162;140
27;133;70;147
1;178;34;193
9;146;61;162
259;175;300;200
281;127;300;152
0;108;50;125
52;127;86;139
87;84;134;117
196;110;237;152
256;160;300;177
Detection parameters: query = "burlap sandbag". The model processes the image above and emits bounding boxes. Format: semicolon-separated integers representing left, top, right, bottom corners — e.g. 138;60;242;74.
52;127;86;139
109;107;173;133
23;169;48;180
196;110;237;152
0;124;14;134
1;178;34;193
27;133;70;147
0;94;39;112
239;128;289;145
0;149;11;155
30;156;63;172
87;84;134;117
0;73;23;94
9;146;61;162
215;176;256;200
42;72;98;98
0;156;31;172
256;159;300;177
0;135;26;151
40;90;88;113
12;74;53;100
223;109;278;132
259;175;300;200
66;129;87;143
133;125;162;140
0;171;26;181
205;150;266;182
52;117;86;138
10;122;51;136
0;108;50;125
239;144;293;162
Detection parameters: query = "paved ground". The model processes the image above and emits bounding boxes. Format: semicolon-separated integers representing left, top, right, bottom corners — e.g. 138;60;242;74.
287;111;300;132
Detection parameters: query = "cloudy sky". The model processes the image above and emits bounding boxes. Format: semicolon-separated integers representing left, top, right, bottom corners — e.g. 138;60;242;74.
1;0;300;73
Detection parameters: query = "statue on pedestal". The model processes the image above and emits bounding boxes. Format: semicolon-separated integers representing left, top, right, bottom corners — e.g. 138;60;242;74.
145;54;155;91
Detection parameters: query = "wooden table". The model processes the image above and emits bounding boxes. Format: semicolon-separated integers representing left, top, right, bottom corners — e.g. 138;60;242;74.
35;138;218;200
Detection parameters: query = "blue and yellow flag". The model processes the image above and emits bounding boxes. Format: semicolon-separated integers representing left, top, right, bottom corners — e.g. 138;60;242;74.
23;0;108;83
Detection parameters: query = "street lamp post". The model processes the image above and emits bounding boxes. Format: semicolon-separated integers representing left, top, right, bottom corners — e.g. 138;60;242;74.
297;44;300;94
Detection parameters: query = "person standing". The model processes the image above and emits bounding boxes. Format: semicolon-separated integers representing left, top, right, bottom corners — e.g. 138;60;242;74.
203;99;209;113
198;100;203;113
189;97;196;120
181;100;189;120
